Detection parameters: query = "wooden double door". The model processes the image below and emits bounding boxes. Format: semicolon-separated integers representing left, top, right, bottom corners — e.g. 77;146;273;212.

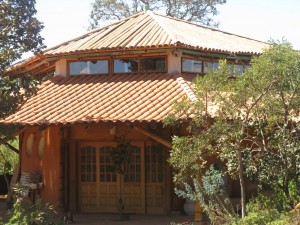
78;142;165;214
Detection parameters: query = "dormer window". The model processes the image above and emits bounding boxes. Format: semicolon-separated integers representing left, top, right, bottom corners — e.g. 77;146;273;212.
69;60;109;75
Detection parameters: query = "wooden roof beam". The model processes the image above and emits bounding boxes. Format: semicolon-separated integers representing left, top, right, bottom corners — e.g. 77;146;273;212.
0;128;25;146
132;125;172;148
4;142;19;154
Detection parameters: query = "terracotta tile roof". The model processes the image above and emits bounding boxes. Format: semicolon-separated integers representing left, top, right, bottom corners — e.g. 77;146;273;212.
43;11;268;56
2;73;195;126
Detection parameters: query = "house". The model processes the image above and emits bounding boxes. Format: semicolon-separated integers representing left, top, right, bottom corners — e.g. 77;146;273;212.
2;11;268;220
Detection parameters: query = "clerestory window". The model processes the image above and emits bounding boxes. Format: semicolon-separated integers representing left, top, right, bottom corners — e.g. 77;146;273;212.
140;57;166;72
69;60;109;75
182;58;203;73
114;58;138;73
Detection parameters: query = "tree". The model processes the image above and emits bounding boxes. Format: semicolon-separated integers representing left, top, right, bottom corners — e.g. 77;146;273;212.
89;0;226;29
243;42;300;200
164;41;300;219
0;0;44;137
0;139;18;175
111;135;131;220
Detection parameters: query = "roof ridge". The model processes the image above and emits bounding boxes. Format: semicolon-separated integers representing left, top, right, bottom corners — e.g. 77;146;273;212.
151;12;268;45
146;11;179;44
173;73;197;102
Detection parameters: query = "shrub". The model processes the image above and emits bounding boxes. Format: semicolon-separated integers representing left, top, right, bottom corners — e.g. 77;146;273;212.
5;185;62;225
175;166;238;224
234;210;280;225
234;190;300;225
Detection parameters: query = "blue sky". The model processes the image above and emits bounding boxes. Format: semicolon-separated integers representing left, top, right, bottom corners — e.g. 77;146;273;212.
35;0;300;50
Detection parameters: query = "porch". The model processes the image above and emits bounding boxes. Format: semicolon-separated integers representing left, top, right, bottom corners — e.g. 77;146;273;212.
71;213;195;225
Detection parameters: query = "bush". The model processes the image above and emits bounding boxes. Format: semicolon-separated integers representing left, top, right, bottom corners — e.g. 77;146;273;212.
4;185;62;225
234;190;300;225
234;210;280;225
234;209;300;225
175;166;238;224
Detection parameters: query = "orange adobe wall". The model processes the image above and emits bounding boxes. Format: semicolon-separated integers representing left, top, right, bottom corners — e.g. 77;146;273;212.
21;126;62;205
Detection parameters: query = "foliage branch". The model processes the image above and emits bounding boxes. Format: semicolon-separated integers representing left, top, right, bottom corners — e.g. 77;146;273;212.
164;41;300;218
0;0;45;137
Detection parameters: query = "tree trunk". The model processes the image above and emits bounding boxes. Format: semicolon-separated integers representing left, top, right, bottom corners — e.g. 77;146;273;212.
237;148;247;218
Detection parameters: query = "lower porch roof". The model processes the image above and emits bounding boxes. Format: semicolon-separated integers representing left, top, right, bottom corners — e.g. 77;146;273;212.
2;73;196;126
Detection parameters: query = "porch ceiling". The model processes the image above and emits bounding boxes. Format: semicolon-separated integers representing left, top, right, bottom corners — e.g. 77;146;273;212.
2;73;196;126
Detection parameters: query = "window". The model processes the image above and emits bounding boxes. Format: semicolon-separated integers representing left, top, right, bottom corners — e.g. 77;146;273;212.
124;145;141;182
80;146;97;182
182;58;203;73
145;144;164;183
69;60;108;75
140;57;166;72
203;61;220;73
114;58;138;73
26;134;34;157
244;65;252;70
99;146;117;182
229;64;244;76
38;137;45;159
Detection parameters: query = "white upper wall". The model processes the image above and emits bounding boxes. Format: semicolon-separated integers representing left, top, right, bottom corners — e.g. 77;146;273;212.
55;59;67;77
167;51;182;74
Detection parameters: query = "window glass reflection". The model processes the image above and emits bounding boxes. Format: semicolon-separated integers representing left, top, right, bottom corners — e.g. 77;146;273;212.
70;60;108;75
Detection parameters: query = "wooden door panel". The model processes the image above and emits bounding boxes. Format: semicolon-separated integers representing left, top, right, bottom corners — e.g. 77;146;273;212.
78;143;97;212
99;182;118;211
145;144;165;214
122;143;145;213
78;141;163;214
98;145;118;212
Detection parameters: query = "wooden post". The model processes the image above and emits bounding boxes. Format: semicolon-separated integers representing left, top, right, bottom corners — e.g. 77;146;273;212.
194;177;204;222
7;162;20;205
194;200;204;221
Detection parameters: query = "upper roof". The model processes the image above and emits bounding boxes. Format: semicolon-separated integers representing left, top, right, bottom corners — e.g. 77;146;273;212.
2;73;196;126
45;11;268;56
6;11;269;76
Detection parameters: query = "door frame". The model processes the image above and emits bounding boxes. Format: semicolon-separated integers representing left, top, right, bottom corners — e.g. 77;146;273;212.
77;141;146;213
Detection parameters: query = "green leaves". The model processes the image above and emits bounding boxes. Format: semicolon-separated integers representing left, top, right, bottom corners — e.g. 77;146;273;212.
6;185;61;225
175;167;237;224
0;0;45;72
0;0;44;136
165;41;300;218
0;139;18;174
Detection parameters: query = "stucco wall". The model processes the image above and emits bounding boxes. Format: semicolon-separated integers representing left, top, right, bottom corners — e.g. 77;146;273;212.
21;126;62;205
